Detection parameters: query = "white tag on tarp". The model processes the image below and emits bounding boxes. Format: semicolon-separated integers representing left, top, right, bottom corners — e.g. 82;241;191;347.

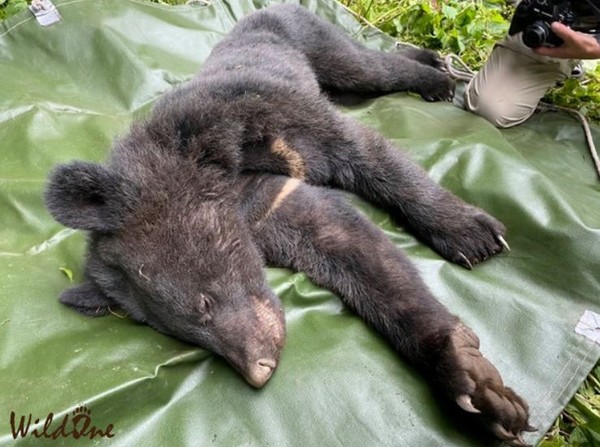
29;0;61;27
575;310;600;344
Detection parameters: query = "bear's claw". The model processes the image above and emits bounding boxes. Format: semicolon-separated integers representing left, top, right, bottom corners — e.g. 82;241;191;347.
458;252;474;270
496;234;511;252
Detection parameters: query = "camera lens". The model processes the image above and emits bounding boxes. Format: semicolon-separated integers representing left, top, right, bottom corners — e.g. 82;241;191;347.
523;21;551;48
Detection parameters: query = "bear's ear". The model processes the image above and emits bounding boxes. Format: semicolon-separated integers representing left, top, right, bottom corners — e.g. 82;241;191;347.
45;162;134;232
59;281;116;317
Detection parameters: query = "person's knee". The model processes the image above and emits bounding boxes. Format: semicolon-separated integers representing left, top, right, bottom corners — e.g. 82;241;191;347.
465;84;535;128
462;38;566;128
478;100;534;128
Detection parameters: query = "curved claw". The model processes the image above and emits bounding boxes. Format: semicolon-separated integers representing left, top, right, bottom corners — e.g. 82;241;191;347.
491;423;514;440
491;424;532;447
456;394;480;414
510;436;532;447
458;252;473;270
497;235;511;252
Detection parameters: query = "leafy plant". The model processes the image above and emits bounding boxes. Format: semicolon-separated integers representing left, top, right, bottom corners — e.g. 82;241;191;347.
341;0;511;68
545;65;600;121
538;364;600;446
0;0;27;21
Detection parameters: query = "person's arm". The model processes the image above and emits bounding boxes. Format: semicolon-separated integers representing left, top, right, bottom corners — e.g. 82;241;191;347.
534;22;600;59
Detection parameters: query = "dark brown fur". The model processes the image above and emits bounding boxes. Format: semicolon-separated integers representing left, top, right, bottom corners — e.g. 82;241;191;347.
45;5;531;445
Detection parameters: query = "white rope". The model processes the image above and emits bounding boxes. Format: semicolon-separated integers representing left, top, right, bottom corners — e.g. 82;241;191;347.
540;103;600;179
444;53;600;180
185;0;211;5
444;53;476;82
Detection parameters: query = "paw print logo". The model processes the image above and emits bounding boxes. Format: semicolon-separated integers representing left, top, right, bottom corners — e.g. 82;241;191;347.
71;405;92;436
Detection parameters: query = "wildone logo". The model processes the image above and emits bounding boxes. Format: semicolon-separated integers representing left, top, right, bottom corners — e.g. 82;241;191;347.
9;405;115;440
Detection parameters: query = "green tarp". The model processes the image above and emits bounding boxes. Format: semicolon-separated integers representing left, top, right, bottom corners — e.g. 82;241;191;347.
1;1;599;446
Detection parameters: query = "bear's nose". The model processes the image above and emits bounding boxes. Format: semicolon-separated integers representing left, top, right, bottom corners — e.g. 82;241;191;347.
244;358;277;388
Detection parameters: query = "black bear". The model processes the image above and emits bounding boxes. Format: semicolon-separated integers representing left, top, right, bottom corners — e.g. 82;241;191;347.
45;4;532;446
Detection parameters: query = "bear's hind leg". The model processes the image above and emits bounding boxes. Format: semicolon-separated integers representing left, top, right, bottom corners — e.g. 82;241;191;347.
243;175;532;446
246;4;453;101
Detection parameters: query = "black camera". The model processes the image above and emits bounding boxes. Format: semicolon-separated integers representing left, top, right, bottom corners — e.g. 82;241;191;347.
508;0;600;48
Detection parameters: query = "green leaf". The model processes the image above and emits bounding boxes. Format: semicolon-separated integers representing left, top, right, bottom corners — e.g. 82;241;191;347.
4;0;28;17
539;436;568;447
59;267;74;283
440;4;457;20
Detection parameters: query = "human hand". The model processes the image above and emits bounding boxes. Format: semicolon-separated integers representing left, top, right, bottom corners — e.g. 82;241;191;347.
533;22;600;59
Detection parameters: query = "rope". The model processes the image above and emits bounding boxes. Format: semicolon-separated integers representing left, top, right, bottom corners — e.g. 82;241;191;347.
542;103;600;178
444;53;476;82
185;0;211;5
443;53;600;180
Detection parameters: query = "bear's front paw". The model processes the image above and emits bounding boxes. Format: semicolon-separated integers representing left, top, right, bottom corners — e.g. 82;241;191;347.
398;47;447;72
416;69;455;102
439;325;535;446
424;203;508;269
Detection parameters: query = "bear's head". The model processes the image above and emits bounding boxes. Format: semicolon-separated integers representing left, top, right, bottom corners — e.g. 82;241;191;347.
44;158;285;388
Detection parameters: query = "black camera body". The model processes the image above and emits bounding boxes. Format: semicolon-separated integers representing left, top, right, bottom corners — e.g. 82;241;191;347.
509;0;600;48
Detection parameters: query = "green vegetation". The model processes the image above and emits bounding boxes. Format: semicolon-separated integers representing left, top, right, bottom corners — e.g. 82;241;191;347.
0;0;27;20
540;364;600;446
2;0;599;445
343;0;512;68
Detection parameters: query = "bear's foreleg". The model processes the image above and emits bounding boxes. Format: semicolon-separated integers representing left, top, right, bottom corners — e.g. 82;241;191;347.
329;118;510;269
262;113;509;269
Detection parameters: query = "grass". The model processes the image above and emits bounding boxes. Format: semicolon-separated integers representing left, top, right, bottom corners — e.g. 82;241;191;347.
2;0;599;445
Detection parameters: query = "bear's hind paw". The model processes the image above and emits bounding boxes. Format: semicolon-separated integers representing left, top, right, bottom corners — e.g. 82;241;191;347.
438;324;534;446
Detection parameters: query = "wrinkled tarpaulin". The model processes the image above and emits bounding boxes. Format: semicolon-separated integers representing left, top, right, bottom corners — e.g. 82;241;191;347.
1;1;599;446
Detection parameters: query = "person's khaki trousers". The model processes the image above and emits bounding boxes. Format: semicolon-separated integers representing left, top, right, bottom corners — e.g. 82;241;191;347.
464;33;577;128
